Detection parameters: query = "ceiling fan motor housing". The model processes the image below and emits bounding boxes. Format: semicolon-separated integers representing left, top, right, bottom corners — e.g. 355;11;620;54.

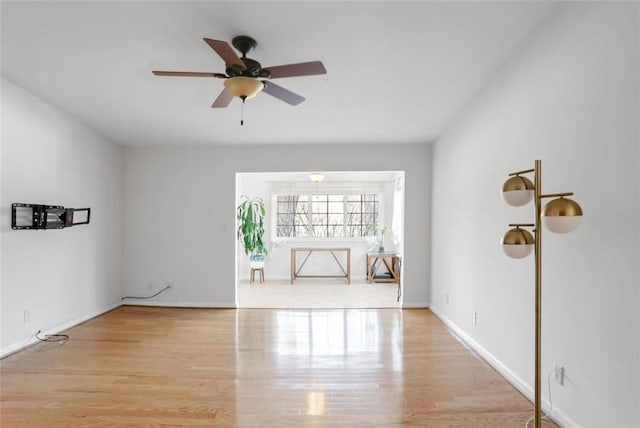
226;58;271;78
231;35;257;55
226;36;272;78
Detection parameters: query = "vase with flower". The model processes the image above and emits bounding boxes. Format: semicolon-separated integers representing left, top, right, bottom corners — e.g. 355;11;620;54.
377;226;389;253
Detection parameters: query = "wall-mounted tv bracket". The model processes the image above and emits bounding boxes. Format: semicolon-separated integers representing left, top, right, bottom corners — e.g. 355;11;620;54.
11;203;91;230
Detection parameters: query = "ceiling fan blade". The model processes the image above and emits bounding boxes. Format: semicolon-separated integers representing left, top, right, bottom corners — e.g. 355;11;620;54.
203;38;246;69
263;61;327;79
262;81;305;106
211;88;234;108
152;71;226;78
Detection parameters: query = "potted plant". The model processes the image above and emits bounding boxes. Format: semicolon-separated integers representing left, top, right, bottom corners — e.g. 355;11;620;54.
237;196;267;268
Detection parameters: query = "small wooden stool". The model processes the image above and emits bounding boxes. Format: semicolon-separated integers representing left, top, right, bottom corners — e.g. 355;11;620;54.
250;267;264;283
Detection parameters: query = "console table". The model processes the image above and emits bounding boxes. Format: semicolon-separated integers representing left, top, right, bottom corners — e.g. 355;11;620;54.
291;247;351;284
366;252;400;283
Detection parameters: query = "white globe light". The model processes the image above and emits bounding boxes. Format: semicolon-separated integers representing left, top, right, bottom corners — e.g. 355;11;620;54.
502;176;534;207
502;227;535;259
502;189;535;207
501;228;535;259
543;216;582;234
543;198;583;234
502;243;534;259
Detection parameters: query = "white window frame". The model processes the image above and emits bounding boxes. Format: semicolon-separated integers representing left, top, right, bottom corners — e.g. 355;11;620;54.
271;192;384;243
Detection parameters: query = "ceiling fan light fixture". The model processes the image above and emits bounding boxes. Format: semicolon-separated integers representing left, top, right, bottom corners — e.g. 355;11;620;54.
224;77;264;99
309;172;325;183
152;36;326;110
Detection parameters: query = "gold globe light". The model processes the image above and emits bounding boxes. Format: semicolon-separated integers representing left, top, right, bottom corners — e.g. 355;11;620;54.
542;197;583;233
224;77;264;99
502;175;535;207
502;227;535;259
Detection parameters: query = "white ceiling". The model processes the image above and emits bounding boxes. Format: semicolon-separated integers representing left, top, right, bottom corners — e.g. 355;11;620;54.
243;170;400;183
1;1;555;147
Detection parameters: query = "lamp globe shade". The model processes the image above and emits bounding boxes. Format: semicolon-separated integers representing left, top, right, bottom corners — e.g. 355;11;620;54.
224;77;264;99
501;176;534;207
501;228;534;259
543;197;583;233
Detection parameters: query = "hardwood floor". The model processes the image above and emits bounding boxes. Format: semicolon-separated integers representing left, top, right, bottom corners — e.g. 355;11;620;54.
1;306;556;427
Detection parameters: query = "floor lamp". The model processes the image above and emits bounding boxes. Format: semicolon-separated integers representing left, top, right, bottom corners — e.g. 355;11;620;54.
500;160;583;428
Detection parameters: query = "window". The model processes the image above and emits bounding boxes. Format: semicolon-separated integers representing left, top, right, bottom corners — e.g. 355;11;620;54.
346;194;379;237
276;194;379;238
311;194;344;238
277;195;309;238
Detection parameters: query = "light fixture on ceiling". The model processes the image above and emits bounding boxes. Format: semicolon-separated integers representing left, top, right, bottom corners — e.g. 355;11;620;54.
223;77;265;126
309;172;325;183
152;35;327;127
223;77;264;100
500;160;583;428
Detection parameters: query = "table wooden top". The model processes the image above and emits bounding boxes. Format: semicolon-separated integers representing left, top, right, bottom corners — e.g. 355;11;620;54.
292;247;351;252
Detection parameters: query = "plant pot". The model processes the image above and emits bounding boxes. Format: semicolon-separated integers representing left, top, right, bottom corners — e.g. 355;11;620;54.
250;254;265;268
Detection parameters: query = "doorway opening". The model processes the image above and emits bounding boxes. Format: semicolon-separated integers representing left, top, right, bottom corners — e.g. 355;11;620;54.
235;171;405;309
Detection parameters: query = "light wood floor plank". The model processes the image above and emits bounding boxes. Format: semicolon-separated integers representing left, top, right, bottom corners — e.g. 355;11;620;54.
0;306;556;427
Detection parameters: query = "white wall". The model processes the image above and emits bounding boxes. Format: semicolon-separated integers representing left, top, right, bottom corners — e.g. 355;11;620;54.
236;172;400;281
124;144;430;307
430;3;639;427
1;77;124;356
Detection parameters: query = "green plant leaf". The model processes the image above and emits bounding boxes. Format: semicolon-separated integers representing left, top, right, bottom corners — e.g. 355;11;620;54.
237;196;268;256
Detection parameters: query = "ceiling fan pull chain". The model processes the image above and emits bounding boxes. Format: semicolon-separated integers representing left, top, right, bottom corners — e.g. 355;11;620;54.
240;97;245;126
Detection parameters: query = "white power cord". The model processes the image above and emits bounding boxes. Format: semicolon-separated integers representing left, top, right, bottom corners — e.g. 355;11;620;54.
524;369;555;427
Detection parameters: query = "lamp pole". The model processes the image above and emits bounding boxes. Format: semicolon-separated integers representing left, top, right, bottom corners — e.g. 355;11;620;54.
534;160;542;428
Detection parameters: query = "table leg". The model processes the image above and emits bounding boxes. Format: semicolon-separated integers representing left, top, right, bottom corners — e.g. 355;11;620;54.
290;249;294;284
347;249;351;284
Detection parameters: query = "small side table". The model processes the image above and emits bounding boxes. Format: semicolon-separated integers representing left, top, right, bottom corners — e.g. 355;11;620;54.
366;253;399;283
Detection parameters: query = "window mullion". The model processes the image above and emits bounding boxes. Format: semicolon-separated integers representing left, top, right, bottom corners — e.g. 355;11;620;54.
343;196;347;238
326;195;329;237
307;196;312;237
361;195;364;237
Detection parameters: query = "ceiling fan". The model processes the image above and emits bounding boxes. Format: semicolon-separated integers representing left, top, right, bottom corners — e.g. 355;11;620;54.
152;35;327;115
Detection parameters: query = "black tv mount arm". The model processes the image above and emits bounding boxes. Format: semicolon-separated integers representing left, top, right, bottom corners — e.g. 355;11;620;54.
11;203;91;230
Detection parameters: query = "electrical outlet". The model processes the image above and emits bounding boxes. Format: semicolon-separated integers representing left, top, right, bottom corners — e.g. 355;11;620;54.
554;365;564;385
472;312;477;325
446;293;449;304
23;309;31;323
166;282;173;289
147;282;153;291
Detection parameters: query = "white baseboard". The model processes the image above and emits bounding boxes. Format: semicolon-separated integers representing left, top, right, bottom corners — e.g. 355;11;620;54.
1;301;123;359
122;300;236;308
429;306;578;428
402;301;429;308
